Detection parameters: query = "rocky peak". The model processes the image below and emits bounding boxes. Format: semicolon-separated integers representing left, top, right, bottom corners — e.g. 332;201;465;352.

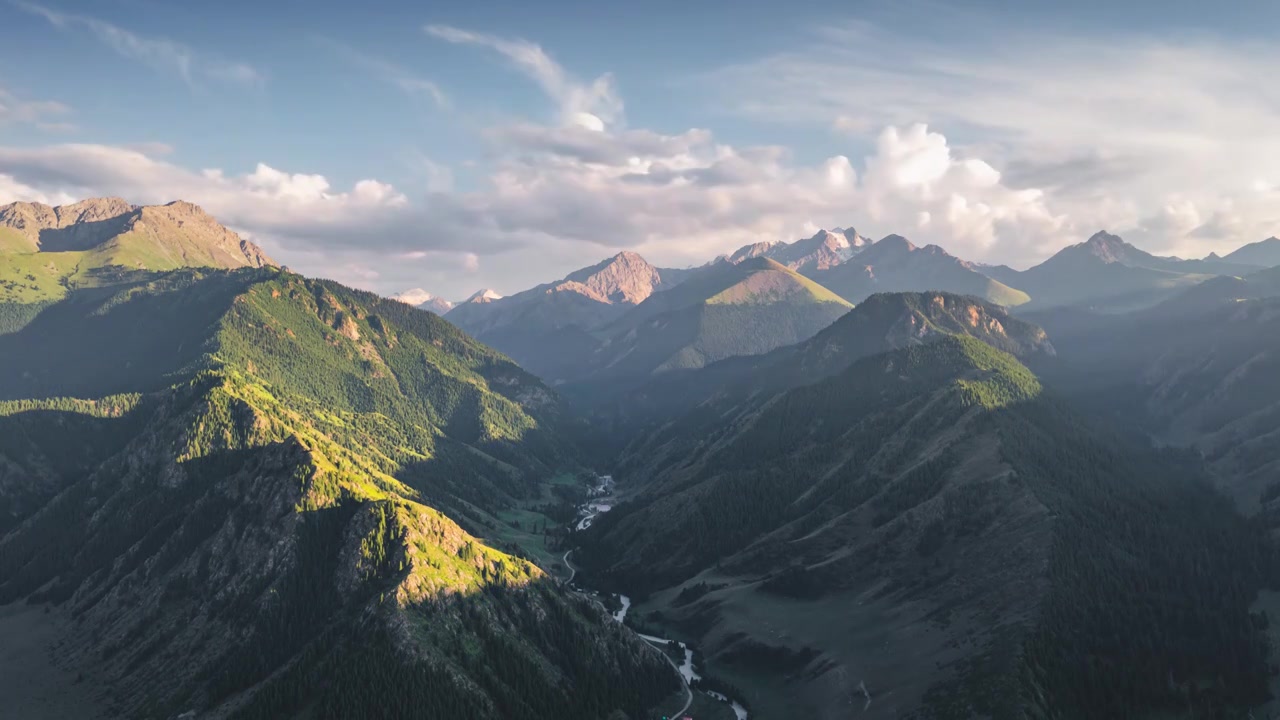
0;197;136;249
834;226;869;248
1081;230;1132;263
563;250;663;305
0;196;274;267
875;234;918;252
728;241;779;264
729;226;867;273
56;197;136;224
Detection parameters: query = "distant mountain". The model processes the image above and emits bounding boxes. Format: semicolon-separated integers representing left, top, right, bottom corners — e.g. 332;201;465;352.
447;252;674;335
445;252;700;383
1027;264;1280;512
577;291;1054;428
728;227;867;273
1220;236;1280;269
465;287;504;302
0;267;676;718
391;288;455;315
808;233;1031;306
584;256;851;380
0;197;274;304
578;333;1271;718
999;231;1248;311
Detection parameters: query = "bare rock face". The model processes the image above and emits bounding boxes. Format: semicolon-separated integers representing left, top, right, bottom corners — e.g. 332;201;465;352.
728;227;868;273
0;197;276;268
563;251;666;305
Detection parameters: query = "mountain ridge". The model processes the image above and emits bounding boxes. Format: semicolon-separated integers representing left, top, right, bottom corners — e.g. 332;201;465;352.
579;333;1273;718
809;233;1031;307
0;197;275;305
0;266;678;719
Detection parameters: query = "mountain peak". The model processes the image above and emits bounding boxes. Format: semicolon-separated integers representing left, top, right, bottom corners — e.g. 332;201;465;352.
808;228;845;245
728;226;866;273
1;196;136;242
876;233;918;251
1086;229;1123;244
727;240;780;264
0;196;274;273
465;288;503;303
1219;235;1280;268
392;288;437;305
392;288;455;314
1071;230;1144;265
562;249;662;304
840;227;867;246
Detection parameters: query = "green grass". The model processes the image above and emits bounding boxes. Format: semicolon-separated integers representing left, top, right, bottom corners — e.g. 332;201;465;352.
0;227;35;254
0;250;83;302
980;278;1031;307
705;263;853;307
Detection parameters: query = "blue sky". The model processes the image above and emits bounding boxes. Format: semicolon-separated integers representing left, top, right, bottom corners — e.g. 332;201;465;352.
3;0;1279;298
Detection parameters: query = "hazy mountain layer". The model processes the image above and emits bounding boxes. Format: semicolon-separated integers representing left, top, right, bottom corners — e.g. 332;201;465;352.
809;234;1031;307
580;334;1274;719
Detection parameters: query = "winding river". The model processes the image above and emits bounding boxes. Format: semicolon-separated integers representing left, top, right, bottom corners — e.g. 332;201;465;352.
566;475;749;720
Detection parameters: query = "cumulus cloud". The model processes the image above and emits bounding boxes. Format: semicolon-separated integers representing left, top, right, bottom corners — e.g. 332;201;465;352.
13;0;264;89
0;172;76;205
0;116;1074;294
8;20;1276;298
700;12;1280;260
425;24;621;131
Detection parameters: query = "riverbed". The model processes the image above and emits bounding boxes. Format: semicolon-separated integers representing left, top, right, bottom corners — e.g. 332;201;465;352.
569;474;749;720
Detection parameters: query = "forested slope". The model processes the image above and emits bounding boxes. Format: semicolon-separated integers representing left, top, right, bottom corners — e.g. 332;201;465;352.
582;332;1277;719
0;268;676;719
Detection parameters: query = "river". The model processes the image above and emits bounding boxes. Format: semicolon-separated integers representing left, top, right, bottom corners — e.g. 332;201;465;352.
568;474;749;720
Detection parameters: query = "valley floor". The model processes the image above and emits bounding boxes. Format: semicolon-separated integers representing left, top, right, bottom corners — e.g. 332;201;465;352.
0;602;103;719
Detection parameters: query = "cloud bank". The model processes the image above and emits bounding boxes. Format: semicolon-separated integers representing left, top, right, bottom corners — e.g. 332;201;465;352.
2;15;1278;297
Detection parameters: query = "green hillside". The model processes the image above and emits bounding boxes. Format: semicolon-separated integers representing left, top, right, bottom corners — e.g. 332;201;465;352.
571;292;1054;442
0;268;676;719
587;257;852;379
580;335;1276;719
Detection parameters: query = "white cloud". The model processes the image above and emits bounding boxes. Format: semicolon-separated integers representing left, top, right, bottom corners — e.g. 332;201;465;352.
7;21;1278;299
13;1;264;89
425;24;621;130
0;117;1072;294
0;84;74;131
317;37;448;107
0;172;76;205
699;14;1280;261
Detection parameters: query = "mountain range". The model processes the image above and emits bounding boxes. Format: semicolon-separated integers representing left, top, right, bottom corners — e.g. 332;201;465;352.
6;197;1280;720
577;293;1275;718
422;224;1279;393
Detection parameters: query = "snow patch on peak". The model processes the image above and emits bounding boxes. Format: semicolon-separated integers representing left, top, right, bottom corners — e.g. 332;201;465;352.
391;288;436;306
467;288;503;302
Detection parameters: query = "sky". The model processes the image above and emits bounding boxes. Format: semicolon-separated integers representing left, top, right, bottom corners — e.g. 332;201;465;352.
2;0;1279;299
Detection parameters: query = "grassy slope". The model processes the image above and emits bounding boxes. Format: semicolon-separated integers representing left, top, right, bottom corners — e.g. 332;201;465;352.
976;277;1030;307
592;259;853;377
